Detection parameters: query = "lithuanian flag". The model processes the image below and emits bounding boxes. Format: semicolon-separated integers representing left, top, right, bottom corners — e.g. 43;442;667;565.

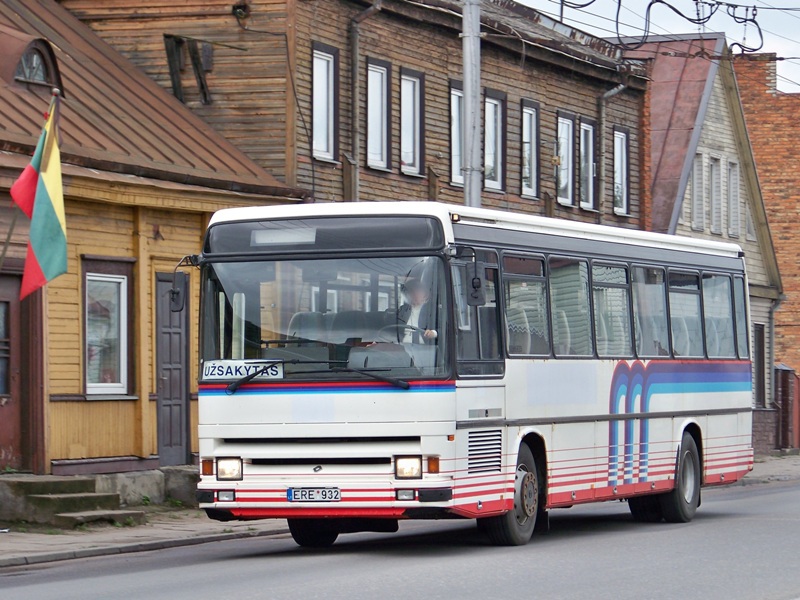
10;94;67;300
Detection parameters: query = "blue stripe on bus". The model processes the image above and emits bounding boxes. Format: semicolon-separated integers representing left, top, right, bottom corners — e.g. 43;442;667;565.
608;360;752;484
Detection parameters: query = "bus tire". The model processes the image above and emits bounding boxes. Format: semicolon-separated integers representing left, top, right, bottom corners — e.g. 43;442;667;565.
628;494;663;522
659;431;701;523
482;444;539;546
288;518;339;547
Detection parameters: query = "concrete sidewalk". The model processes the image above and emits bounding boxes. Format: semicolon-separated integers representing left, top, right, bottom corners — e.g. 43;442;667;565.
2;453;799;568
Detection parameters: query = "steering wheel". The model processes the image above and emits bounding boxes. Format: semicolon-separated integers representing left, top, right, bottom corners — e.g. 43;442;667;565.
376;323;424;343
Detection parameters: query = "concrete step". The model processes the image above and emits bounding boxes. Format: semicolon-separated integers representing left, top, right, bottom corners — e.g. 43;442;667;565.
26;492;121;523
53;509;147;529
0;475;96;497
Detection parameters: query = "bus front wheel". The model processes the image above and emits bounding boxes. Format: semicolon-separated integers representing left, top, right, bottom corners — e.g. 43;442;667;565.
288;518;339;548
481;444;539;546
659;431;701;523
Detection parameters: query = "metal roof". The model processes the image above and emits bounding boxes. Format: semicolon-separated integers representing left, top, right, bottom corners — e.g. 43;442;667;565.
0;0;306;200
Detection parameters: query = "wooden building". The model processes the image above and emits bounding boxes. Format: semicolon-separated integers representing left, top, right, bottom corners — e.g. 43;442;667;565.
62;0;648;226
0;0;305;474
22;0;653;475
626;35;783;454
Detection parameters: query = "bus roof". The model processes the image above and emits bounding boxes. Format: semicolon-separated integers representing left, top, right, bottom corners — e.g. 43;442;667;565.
208;201;743;260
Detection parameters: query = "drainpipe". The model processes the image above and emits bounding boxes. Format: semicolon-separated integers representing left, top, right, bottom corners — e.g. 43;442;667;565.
350;0;383;202
597;82;627;222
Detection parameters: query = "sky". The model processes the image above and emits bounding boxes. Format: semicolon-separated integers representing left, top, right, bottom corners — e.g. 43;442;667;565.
520;0;800;93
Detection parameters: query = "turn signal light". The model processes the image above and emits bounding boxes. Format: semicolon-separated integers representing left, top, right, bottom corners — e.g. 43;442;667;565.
427;456;440;474
201;459;214;476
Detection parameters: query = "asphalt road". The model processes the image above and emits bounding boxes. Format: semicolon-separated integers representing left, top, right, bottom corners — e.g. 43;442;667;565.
3;482;800;600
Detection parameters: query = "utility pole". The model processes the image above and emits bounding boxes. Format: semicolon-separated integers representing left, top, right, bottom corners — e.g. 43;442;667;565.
462;0;482;207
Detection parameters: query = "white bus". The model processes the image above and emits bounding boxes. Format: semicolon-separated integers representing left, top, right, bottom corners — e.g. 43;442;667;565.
190;202;753;547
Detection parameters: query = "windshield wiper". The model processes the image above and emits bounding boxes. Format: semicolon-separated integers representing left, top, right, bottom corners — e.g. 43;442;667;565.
225;359;345;394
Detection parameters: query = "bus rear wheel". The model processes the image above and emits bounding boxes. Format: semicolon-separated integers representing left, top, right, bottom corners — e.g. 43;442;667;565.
481;444;539;546
659;431;701;523
288;518;339;548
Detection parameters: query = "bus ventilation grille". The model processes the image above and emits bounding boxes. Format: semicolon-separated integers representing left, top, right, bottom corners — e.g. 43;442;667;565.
468;430;503;474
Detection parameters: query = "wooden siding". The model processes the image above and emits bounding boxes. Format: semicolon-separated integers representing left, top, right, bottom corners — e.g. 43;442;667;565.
66;0;644;225
44;185;215;463
293;0;643;224
674;74;769;288
50;401;139;460
61;0;294;183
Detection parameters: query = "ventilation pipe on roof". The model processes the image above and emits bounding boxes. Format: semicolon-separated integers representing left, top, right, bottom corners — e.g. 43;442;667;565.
350;0;383;202
597;82;626;223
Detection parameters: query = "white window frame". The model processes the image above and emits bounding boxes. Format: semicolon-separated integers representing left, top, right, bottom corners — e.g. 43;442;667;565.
85;273;128;395
613;129;629;215
521;101;538;197
580;121;596;210
728;161;740;237
691;153;705;231
557;115;574;205
484;94;504;191
366;60;390;169
312;48;336;161
400;70;422;175
450;86;464;185
710;156;722;234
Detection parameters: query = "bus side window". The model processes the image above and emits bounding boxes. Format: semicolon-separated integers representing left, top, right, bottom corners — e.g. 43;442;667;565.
592;264;632;357
702;273;736;358
669;271;704;357
502;254;550;356
548;256;592;357
733;276;750;359
632;266;669;357
454;262;503;376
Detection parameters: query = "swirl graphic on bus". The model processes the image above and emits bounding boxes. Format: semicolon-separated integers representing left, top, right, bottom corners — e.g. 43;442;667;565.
607;360;751;486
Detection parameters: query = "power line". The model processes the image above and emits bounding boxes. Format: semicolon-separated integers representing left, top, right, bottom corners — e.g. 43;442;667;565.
537;0;800;90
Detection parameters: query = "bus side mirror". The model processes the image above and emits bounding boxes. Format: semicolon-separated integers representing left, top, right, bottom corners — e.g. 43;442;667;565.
170;271;188;312
467;271;486;306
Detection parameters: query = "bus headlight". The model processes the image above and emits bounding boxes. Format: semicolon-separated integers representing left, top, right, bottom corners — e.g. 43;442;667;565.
395;456;423;479
216;457;243;481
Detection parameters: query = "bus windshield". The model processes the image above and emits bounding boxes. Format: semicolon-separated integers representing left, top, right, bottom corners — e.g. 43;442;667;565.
200;255;450;381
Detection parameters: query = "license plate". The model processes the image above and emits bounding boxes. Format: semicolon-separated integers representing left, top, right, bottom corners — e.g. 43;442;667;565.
287;487;341;502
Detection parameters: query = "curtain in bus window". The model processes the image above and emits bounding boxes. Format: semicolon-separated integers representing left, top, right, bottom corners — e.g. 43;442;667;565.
631;266;669;357
548;257;592;356
592;265;632;358
702;274;736;358
669;271;704;358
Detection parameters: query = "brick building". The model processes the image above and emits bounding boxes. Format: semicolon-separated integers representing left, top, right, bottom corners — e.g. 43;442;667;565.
734;54;800;449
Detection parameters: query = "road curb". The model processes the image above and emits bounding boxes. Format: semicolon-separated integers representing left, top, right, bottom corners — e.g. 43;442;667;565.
0;527;290;568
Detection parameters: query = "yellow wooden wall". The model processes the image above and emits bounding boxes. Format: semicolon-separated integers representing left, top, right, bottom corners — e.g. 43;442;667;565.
45;196;208;462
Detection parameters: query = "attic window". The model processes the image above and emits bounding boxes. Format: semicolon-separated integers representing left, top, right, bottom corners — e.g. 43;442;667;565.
15;44;55;85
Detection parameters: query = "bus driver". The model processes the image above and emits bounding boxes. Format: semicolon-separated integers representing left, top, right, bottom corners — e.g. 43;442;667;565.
396;278;437;343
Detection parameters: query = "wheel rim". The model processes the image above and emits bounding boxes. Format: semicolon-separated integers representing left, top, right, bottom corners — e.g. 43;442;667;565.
680;449;697;503
514;464;538;525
